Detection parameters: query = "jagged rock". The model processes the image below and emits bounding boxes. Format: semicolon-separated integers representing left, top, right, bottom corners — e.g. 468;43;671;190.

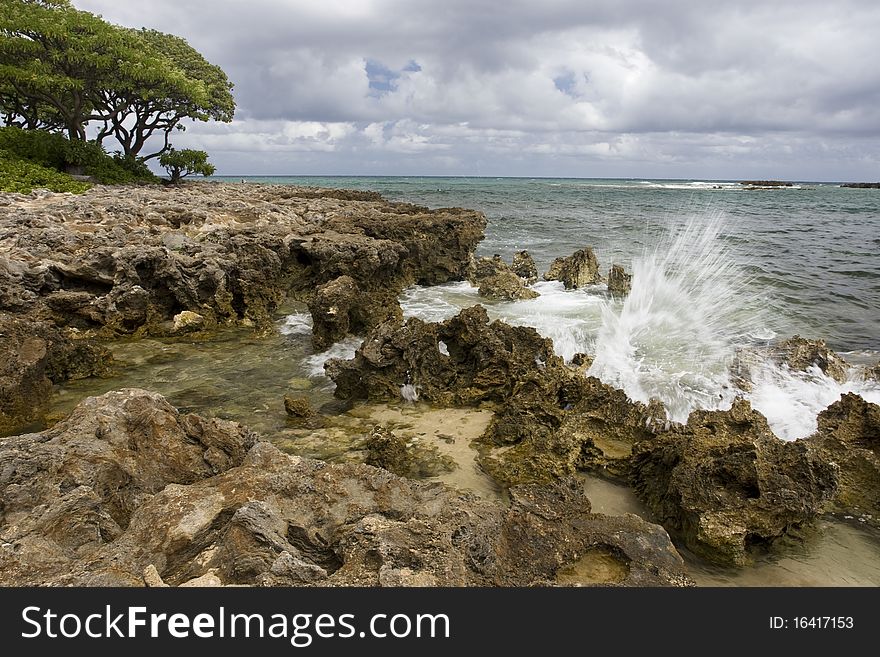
364;426;455;479
0;183;484;342
470;256;538;301
544;247;601;289
179;570;223;587
570;352;594;370
282;394;325;429
143;564;168;587
480;376;660;487
511;250;538;283
326;305;559;405
607;264;632;296
479;271;539;301
257;551;328;586
806;393;880;528
775;336;849;383
0;314;111;434
543;257;565;281
308;275;400;350
0;390;692;586
327;307;657;488
630;399;838;566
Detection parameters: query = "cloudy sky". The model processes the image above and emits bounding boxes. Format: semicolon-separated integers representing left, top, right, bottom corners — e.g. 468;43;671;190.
74;0;880;180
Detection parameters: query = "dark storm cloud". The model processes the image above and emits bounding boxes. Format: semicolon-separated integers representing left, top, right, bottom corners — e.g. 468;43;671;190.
73;0;880;178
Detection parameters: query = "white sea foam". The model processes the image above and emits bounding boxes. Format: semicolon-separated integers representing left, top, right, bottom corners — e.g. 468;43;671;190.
279;312;313;336
746;363;880;441
303;336;363;378
494;281;605;362
400;281;480;323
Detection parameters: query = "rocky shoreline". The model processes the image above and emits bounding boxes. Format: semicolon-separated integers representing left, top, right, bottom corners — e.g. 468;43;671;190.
1;183;483;432
1;182;878;586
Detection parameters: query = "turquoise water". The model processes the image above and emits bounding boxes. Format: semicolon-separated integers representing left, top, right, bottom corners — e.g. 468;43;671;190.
217;176;880;352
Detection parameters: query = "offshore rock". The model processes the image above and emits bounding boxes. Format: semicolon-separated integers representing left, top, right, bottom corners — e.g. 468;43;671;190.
0;390;692;586
607;264;632;296
470;255;538;301
775;336;849;383
0;314;111;434
630;399;838;566
544;247;601;289
807;393;880;528
511;250;538;283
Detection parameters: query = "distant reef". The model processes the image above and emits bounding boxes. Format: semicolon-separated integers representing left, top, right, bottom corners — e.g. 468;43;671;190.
739;180;793;187
840;182;880;189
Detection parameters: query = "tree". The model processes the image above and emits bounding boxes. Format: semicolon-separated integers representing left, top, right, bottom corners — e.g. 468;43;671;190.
159;148;215;183
0;0;150;140
93;29;234;161
0;0;235;159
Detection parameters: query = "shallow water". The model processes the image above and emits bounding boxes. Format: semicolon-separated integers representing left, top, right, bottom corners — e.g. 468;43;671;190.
577;474;880;587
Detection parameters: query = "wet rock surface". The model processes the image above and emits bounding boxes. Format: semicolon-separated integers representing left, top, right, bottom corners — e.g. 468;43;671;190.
807;393;880;528
0;389;692;587
511;250;538;283
544;247;601;289
630;399;839;566
775;335;849;383
0;182;484;430
326;306;656;488
469;255;538;301
0;314;111;434
607;264;632;296
326;305;558;405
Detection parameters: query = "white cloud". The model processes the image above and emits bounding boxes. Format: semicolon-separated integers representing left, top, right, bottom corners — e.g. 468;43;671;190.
72;0;880;178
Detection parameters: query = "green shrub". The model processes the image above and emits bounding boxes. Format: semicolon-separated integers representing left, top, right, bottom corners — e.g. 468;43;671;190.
0;149;92;194
0;127;157;185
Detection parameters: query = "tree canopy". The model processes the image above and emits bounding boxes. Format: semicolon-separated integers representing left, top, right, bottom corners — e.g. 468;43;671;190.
0;0;234;160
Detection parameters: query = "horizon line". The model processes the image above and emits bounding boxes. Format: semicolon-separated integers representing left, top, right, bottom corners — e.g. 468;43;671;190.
208;174;873;185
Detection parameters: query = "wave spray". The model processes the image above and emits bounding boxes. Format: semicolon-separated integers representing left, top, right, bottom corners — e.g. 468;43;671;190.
589;214;765;422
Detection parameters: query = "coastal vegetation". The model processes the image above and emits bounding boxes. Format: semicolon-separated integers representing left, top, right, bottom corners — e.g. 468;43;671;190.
159;148;215;184
0;0;233;190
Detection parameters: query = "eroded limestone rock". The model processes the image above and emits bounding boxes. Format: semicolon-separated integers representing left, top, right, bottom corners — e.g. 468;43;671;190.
630;399;838;566
607;264;632;296
806;393;880;528
775;336;849;383
544;247;601;289
0;389;692;587
470;255;538;301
